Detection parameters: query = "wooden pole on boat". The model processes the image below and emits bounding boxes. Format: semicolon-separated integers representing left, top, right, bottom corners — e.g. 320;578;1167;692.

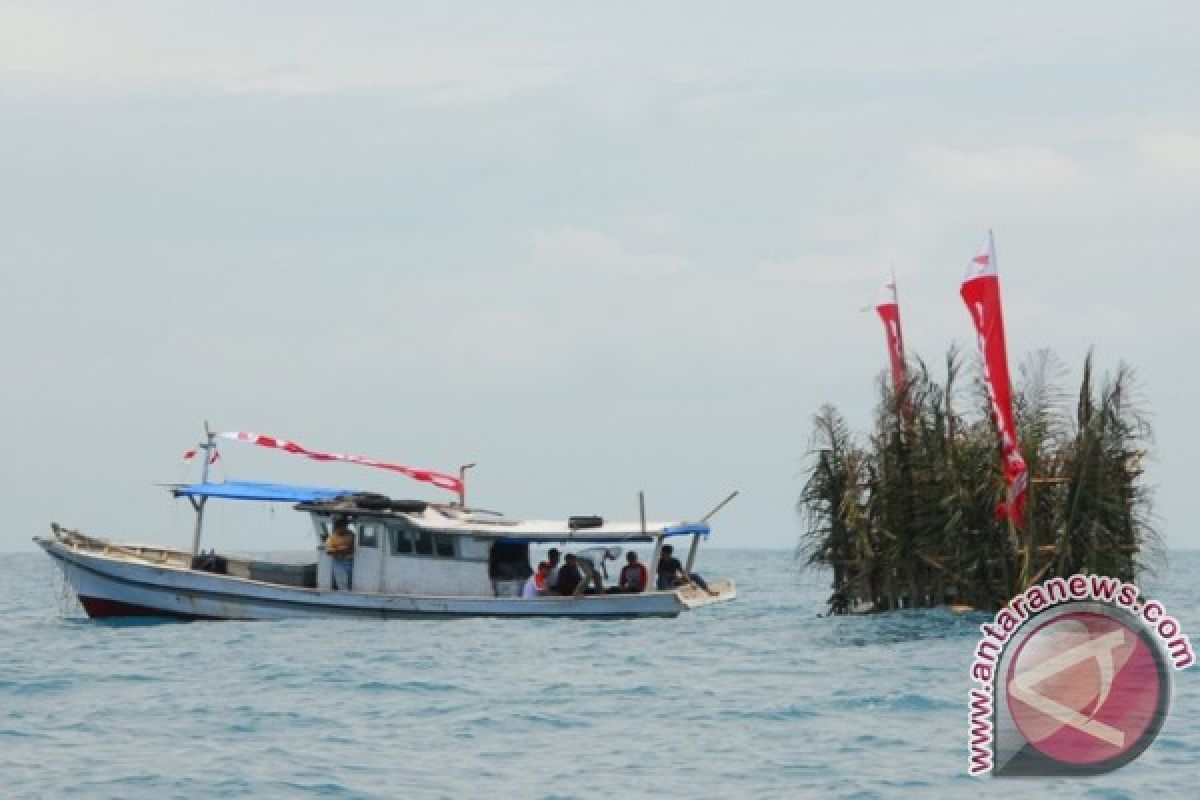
457;463;476;508
641;492;664;591
701;490;739;522
649;534;664;591
684;532;702;575
190;421;215;558
687;489;737;573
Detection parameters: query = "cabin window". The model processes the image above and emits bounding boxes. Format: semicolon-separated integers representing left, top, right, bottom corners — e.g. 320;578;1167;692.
358;523;381;548
459;537;491;561
387;525;457;559
390;527;413;555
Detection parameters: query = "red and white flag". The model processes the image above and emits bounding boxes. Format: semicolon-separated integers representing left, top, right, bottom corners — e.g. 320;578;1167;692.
182;448;220;465
216;431;463;494
873;273;908;398
960;231;1028;524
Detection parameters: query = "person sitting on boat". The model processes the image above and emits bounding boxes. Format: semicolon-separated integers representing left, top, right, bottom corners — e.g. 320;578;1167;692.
656;544;717;596
615;551;648;593
522;561;552;599
554;553;585;597
325;517;355;591
545;548;562;590
574;545;620;592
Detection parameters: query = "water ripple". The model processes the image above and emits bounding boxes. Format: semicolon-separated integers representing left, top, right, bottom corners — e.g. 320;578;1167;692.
3;550;1199;799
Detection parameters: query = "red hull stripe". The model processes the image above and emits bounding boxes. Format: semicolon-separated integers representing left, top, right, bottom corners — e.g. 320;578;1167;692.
78;595;221;621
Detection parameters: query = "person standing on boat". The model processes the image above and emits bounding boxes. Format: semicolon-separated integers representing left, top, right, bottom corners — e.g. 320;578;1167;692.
574;546;620;592
656;544;717;596
326;518;355;591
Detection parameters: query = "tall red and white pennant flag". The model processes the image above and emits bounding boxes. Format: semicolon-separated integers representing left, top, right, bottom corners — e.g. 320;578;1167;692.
874;273;908;398
960;231;1028;524
216;431;463;495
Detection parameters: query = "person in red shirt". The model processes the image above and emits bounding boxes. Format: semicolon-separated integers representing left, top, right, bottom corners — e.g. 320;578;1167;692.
616;551;648;593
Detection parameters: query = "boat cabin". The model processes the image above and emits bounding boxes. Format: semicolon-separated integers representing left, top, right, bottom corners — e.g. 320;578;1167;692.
308;509;500;595
170;481;712;598
301;493;708;597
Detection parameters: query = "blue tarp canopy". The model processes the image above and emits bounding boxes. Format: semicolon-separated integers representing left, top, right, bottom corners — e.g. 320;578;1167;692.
663;523;710;538
171;481;358;503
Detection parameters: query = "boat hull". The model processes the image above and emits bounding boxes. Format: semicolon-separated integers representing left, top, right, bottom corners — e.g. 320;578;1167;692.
38;538;734;620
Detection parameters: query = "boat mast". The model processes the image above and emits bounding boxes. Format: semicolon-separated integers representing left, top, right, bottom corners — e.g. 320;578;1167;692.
642;492;665;592
189;421;216;557
687;490;738;574
457;462;476;507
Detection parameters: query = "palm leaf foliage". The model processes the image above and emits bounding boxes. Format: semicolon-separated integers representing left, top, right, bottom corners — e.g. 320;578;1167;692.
797;349;1158;614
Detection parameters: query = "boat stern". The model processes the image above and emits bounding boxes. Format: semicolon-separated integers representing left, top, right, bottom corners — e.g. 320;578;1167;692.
677;578;736;610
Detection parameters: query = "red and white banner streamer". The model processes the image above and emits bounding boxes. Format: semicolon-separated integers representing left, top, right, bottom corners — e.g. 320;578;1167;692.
960;231;1028;524
873;274;908;398
217;431;463;494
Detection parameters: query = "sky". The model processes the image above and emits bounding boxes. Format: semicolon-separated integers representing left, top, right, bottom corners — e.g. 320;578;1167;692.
2;1;1198;553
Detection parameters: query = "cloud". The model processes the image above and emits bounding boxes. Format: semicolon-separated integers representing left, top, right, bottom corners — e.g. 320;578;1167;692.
344;226;885;394
1136;132;1200;177
527;227;691;278
0;4;562;102
3;2;1200;551
753;259;882;287
911;145;1082;191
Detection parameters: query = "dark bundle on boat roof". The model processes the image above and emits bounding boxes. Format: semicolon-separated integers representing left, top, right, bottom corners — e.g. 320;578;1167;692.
302;492;429;515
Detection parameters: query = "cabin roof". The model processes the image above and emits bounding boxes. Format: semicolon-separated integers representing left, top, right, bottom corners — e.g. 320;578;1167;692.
170;481;712;542
403;507;709;542
305;499;710;542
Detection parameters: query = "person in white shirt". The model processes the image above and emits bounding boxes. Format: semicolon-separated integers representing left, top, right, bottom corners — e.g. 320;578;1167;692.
522;562;552;598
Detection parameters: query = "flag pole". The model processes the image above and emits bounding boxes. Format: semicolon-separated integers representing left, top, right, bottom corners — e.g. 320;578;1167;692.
892;265;909;416
457;463;476;508
190;421;215;557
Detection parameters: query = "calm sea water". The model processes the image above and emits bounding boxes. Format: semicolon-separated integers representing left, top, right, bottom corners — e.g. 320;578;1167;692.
2;549;1197;799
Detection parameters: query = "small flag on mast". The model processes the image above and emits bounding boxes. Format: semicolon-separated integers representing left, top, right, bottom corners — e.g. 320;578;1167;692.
182;448;220;465
873;271;908;398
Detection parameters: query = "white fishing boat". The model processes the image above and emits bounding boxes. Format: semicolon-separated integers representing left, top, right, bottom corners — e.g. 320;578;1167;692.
36;429;736;620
